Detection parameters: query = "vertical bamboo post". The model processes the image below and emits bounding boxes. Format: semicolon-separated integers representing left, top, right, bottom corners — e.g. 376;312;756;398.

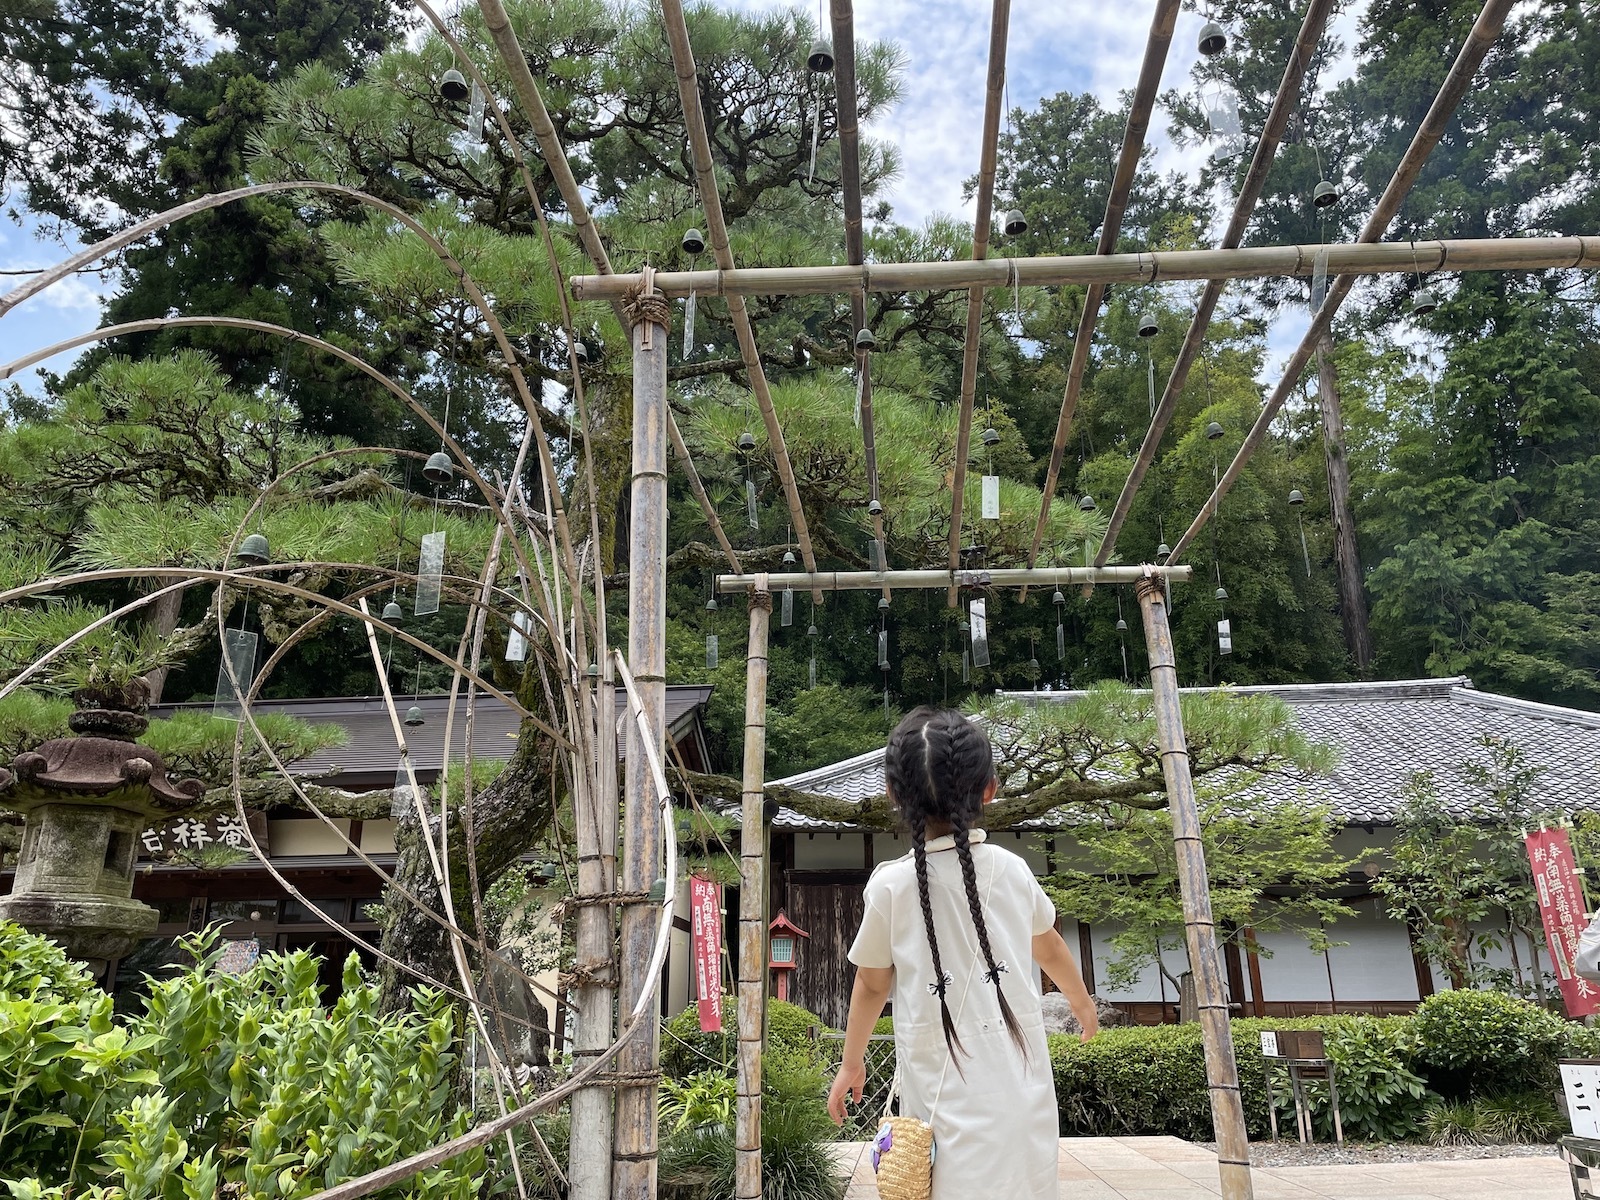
568;674;617;1200
614;279;669;1199
1134;572;1253;1200
737;581;773;1200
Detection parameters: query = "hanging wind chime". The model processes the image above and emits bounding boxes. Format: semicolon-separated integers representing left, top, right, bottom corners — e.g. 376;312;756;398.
981;405;1001;522
877;595;892;714
682;226;704;359
1116;594;1130;682
738;425;759;531
1207;413;1232;657
807;604;819;689
1053;583;1066;662
805;10;833;184
1289;487;1312;577
705;585;719;670
781;533;795;628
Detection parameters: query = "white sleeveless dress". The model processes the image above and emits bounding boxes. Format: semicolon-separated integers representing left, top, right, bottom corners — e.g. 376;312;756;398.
848;830;1060;1199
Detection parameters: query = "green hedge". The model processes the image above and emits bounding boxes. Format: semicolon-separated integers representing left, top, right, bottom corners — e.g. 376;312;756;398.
1048;996;1587;1143
662;997;830;1079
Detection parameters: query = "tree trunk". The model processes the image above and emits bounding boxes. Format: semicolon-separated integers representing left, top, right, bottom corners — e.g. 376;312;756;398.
1314;335;1374;671
377;723;556;1013
142;579;187;703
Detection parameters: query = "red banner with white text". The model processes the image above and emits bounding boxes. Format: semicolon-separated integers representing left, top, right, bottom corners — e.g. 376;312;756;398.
690;875;723;1033
1526;826;1600;1018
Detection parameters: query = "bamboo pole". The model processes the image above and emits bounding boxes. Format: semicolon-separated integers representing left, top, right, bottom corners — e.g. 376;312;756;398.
1083;0;1339;577
1134;573;1253;1200
944;0;1011;605
614;284;670;1199
828;0;889;602
736;581;774;1200
1170;0;1516;563
716;564;1192;593
658;0;823;599
569;688;618;1197
570;233;1600;300
1314;333;1374;669
1024;0;1180;583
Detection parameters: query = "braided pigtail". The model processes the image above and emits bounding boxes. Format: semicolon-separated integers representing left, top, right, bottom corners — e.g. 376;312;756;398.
951;808;1029;1060
910;811;963;1060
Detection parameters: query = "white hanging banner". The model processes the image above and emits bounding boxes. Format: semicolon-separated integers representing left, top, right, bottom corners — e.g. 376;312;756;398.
877;628;889;669
415;530;446;616
969;598;991;667
854;370;864;427
1217;617;1233;657
213;628;259;720
981;475;1001;520
506;607;531;662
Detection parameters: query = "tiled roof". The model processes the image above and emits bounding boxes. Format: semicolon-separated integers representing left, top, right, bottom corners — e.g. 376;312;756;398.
151;686;713;790
764;678;1600;830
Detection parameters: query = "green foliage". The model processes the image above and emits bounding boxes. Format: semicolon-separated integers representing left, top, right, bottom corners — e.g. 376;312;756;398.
1474;1091;1564;1144
1374;739;1555;994
661;998;828;1080
0;920;100;1004
1423;1099;1486;1147
1411;989;1570;1099
1051;1017;1437;1143
141;708;348;786
659;1049;844;1200
659;1071;737;1136
0;925;483;1196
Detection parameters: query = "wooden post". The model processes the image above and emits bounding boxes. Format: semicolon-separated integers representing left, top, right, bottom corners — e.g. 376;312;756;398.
614;284;669;1199
1314;335;1373;670
737;583;773;1200
1134;573;1253;1200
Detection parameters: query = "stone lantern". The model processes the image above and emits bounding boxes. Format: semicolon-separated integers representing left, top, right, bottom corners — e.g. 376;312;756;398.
0;680;204;976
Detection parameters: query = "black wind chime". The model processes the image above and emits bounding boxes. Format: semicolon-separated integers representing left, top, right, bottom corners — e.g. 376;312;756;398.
806;7;834;184
877;595;891;715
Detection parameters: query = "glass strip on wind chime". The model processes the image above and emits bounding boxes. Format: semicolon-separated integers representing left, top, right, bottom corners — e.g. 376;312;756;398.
745;479;758;529
415;530;446;616
781;587;793;627
212;628;259;720
1311;246;1329;312
706;633;719;669
1217;618;1233;656
682;290;696;359
969;598;991;667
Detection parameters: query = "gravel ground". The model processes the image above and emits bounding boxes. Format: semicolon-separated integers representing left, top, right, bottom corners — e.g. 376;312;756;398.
1201;1141;1561;1167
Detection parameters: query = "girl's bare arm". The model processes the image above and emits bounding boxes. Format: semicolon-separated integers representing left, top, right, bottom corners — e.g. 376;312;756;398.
827;966;894;1124
1032;929;1099;1041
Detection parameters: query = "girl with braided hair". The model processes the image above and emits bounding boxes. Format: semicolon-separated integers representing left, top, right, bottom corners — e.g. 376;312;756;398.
827;707;1098;1198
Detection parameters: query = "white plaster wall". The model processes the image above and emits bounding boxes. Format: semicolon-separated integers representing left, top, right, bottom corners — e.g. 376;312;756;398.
668;878;691;1016
1084;922;1190;1004
266;818;351;857
361;819;397;854
1253;923;1338;1003
793;833;869;870
1319;896;1421;1002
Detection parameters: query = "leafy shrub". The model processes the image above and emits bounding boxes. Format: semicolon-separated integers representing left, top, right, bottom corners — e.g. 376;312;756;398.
660;1049;844;1200
1412;989;1569;1098
0;919;99;1003
1476;1091;1564;1144
1050;1024;1212;1139
661;1070;738;1136
661;997;829;1079
1424;1098;1487;1146
0;926;484;1198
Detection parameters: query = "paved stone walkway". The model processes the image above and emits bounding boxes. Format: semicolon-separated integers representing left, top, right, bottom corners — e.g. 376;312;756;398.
828;1136;1571;1199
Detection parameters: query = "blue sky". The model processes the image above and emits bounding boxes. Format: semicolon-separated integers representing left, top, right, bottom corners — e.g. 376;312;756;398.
0;1;1368;399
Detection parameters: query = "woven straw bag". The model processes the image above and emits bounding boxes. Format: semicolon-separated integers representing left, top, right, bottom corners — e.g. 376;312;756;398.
871;1113;935;1200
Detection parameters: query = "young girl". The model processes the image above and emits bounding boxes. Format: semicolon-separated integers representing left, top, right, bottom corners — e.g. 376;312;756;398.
826;707;1098;1198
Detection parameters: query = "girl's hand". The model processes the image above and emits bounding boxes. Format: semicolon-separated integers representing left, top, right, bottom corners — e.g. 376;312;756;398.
1079;1014;1099;1043
827;1059;867;1126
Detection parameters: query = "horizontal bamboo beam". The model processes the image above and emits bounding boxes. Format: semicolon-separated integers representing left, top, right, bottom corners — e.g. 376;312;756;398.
572;234;1600;301
716;565;1192;593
